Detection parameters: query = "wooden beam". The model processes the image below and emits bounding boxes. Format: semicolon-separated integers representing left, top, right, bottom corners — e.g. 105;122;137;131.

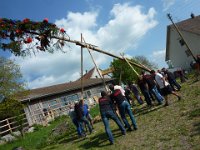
120;53;139;77
28;31;151;72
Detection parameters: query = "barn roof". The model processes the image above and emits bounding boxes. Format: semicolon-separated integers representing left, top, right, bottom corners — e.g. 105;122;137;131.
20;78;113;102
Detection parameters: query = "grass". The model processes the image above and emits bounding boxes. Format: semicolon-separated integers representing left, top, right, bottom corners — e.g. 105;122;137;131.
1;78;200;150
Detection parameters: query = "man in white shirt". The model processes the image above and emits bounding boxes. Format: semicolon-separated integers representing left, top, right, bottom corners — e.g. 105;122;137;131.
151;70;181;106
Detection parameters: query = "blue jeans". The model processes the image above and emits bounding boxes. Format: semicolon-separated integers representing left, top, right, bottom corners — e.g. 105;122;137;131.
135;94;143;105
169;79;181;90
119;100;137;129
141;89;152;105
72;118;84;136
80;116;92;134
101;110;125;143
150;86;163;104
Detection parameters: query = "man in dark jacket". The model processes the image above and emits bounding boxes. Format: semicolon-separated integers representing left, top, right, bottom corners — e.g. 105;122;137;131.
109;84;137;132
162;68;181;91
99;91;126;144
74;101;93;134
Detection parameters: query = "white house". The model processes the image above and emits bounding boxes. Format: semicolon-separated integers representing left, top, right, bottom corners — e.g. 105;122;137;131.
166;15;200;70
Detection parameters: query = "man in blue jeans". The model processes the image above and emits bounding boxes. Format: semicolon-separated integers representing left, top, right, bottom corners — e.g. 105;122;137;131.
142;71;164;105
109;84;138;132
99;91;126;145
74;101;93;135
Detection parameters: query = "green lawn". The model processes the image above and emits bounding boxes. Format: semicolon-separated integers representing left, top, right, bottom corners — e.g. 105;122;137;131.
1;79;200;150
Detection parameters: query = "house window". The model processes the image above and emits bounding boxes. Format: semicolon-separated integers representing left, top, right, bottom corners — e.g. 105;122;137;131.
42;101;49;109
49;99;59;109
66;94;79;103
61;97;68;106
87;90;91;97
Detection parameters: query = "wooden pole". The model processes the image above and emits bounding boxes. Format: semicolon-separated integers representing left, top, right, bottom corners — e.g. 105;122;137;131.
82;36;108;92
120;53;139;77
167;13;197;62
81;33;84;99
6;119;12;133
119;67;122;85
27;31;151;71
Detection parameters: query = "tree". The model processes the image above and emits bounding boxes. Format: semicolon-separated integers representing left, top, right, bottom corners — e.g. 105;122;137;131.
134;56;158;70
0;18;66;56
0;57;26;119
110;56;157;84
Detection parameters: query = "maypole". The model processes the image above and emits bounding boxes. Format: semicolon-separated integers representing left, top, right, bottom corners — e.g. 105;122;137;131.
80;33;84;99
82;36;109;92
0;18;150;72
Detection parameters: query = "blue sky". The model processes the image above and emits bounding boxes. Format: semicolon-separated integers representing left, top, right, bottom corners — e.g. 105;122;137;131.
1;0;200;89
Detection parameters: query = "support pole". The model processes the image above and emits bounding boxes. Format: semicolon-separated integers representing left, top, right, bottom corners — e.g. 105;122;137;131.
119;67;123;85
81;33;84;99
120;53;139;77
82;36;108;92
167;13;197;62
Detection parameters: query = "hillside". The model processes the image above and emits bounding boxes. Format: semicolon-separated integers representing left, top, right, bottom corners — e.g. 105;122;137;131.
43;79;200;150
1;79;200;150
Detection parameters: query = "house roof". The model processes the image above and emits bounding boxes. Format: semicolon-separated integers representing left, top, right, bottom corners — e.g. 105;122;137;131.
20;78;113;102
175;15;200;35
166;15;200;61
77;67;96;80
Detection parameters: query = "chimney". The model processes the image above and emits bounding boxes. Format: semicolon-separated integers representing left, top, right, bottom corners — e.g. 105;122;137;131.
191;13;195;19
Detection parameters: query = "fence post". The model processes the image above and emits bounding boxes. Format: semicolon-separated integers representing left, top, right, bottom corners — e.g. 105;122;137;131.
6;119;12;133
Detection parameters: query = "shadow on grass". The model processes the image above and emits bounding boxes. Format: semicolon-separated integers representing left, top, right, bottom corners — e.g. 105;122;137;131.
134;104;164;116
58;135;81;144
189;108;200;137
78;129;123;149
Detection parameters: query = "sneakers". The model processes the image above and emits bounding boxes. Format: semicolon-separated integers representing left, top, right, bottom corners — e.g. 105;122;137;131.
164;103;169;106
127;128;133;132
178;96;181;100
110;141;114;145
122;131;126;135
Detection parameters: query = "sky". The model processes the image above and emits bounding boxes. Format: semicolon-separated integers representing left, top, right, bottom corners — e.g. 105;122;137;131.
1;0;200;89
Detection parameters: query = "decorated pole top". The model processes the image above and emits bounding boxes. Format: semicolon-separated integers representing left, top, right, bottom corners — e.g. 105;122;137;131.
0;18;67;56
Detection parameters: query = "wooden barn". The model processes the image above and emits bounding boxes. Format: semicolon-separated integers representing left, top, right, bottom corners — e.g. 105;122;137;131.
20;68;113;126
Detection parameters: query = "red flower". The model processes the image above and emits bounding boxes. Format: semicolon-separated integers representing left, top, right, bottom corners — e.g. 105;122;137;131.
25;37;32;43
23;18;30;23
43;18;48;23
60;28;65;33
16;29;22;34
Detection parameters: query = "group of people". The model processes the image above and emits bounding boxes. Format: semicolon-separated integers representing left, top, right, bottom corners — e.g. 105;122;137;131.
98;83;138;144
68;99;94;138
69;68;183;144
134;69;182;107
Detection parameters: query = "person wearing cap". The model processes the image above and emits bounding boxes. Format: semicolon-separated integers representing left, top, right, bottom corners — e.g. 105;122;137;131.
99;91;126;145
109;84;138;132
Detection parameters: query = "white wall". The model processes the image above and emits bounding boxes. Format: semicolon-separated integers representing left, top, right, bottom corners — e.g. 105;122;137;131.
168;29;200;70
